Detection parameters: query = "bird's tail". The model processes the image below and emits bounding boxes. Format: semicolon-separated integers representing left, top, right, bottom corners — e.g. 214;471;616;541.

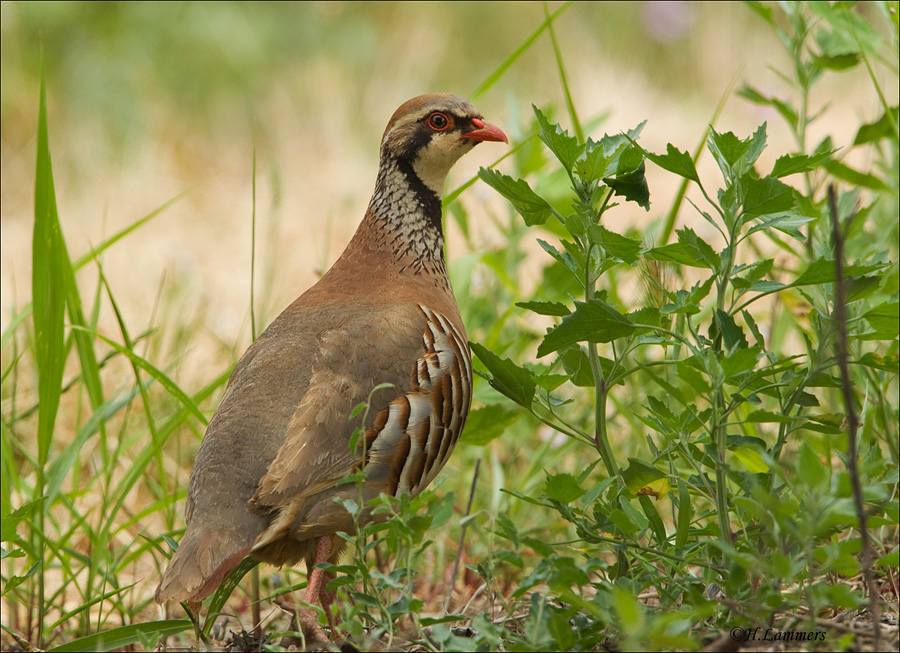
155;524;251;604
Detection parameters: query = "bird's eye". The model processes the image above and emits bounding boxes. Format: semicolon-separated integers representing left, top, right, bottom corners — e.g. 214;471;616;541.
426;112;451;131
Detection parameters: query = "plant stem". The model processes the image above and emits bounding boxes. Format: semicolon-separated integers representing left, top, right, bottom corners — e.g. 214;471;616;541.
583;242;620;484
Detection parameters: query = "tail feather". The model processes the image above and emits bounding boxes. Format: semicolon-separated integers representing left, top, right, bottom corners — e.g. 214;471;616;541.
155;525;252;604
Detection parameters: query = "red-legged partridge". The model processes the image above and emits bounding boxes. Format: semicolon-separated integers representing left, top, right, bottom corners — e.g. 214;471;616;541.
155;94;507;641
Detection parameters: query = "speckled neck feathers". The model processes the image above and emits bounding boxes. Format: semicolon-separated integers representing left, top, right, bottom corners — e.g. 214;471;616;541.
359;152;448;279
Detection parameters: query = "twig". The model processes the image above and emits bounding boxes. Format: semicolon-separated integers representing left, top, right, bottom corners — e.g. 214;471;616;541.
828;185;881;650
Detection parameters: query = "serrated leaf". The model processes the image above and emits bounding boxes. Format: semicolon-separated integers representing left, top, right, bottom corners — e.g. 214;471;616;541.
677;227;720;270
2;498;46;543
545;473;585;503
533;106;585;174
471;342;535;407
645;242;709;269
855;353;898;373
628;306;661;329
461;404;520;446
603;160;650;210
707;126;764;178
770;150;836;177
516;300;571;316
536;299;635;357
862;302;899;339
714;309;748;351
791;258;888;287
741;176;796;217
721;346;761;378
559;347;619;387
478;167;553;225
642;143;699;183
589;224;642;264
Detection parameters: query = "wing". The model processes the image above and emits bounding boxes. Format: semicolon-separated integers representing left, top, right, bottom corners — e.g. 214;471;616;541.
249;303;471;550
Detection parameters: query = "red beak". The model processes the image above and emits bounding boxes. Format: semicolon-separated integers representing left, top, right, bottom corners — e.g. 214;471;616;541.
463;118;509;144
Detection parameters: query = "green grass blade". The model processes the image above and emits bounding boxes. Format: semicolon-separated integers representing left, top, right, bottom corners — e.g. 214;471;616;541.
31;60;69;648
543;0;582;142
44;619;192;652
32;64;67;470
72;327;208;426
470;1;573;101
202;557;261;637
45;388;138;506
72;188;198;272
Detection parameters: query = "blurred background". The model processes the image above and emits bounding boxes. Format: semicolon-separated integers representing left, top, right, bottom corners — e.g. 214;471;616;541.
3;1;889;351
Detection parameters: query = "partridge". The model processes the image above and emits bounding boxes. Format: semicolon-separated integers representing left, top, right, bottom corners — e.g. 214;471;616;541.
155;94;507;639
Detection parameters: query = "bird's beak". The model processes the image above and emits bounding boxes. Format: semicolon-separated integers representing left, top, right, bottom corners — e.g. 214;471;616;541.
463;118;509;144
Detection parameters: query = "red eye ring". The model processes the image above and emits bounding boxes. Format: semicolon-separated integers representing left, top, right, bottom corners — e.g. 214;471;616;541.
426;112;451;131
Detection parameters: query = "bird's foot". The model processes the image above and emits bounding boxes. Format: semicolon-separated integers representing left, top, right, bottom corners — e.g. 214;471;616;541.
274;595;332;651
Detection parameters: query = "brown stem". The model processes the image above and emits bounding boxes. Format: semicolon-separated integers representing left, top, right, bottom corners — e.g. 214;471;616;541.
828;185;880;649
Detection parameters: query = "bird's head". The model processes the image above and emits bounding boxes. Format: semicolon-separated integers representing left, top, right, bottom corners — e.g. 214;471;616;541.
381;93;508;196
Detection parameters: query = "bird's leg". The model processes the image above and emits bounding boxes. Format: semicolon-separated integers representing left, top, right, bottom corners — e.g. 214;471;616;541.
276;537;336;650
306;536;341;635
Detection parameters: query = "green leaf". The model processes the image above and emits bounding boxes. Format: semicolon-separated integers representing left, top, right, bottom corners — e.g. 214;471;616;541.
714;309;748;351
770;150;836;177
854;106;899;145
642;143;699;183
603;161;650;210
516;300;571;316
677;227;720;270
862;302;899;339
589;225;642;264
737;84;798;131
471;342;536;407
722;346;761;378
743;410;800;424
790;258;888;288
824;159;889;190
731;446;769;473
559;347;619;387
533;106;585;174
645;242;708;269
2;499;46;544
576;122;647;182
707;127;756;179
741;176;796;217
536;299;635;357
478;167;553;225
622;458;666;494
745;212;814;239
855;353;898;373
798;442;827;489
545;473;585;503
675;479;692;548
203;558;261;636
639;495;668;545
461;405;520;446
744;0;774;25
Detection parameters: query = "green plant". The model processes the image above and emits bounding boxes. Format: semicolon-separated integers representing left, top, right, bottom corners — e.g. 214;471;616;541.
469;2;898;649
